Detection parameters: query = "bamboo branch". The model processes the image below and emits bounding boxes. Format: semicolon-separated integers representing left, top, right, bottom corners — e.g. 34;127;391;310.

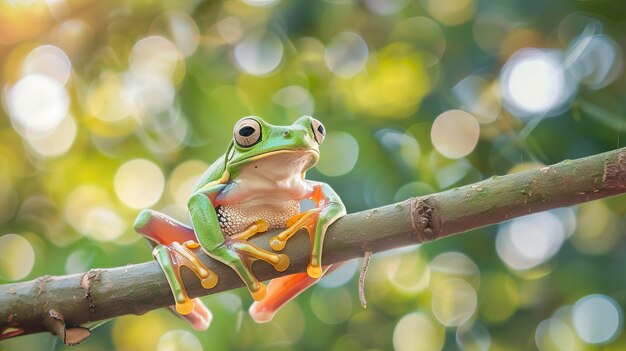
1;147;625;344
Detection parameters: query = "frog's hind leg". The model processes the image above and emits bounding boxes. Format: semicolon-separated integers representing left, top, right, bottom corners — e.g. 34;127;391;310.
134;209;196;246
249;265;337;323
134;209;217;330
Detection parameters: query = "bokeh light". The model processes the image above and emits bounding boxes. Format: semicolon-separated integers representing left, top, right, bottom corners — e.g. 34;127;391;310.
316;132;359;177
0;234;35;280
431;109;480;159
168;160;209;206
114;159;165;209
430;251;480;289
431;278;477;326
567;34;623;90
572;294;623;344
456;323;491;351
6;74;69;133
424;0;475;26
272;86;315;118
234;32;284;76
496;212;566;271
345;43;430;118
325;32;369;78
571;201;620;254
22;45;71;85
364;0;409;15
150;11;200;58
500;49;576;118
393;312;444;351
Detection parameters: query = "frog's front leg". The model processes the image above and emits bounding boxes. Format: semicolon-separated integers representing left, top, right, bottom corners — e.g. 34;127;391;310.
270;181;346;278
133;210;217;330
189;185;290;301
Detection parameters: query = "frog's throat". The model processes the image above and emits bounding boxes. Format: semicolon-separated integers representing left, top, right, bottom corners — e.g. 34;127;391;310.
227;149;319;171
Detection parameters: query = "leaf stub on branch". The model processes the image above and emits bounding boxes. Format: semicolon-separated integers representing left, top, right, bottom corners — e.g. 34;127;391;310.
45;310;92;346
604;150;626;189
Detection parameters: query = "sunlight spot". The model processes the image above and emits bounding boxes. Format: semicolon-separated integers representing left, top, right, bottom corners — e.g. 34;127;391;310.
151;11;200;58
114;159;165;209
431;278;477;326
426;0;475;26
384;249;430;295
65;250;93;274
22;45;72;85
233;32;284;76
572;294;622;344
431;110;480;159
500;49;575;117
0;234;35;280
6;74;69;133
168;160;208;206
130;36;182;78
393;312;444;351
88;72;130;122
317;132;359;176
83;207;127;242
457;323;491;350
430;251;480;289
496;212;565;270
325;32;369;78
24;114;76;158
272;86;315;117
364;0;409;15
240;0;280;6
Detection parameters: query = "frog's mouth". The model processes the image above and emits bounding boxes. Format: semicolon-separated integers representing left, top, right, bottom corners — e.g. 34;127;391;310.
229;149;320;175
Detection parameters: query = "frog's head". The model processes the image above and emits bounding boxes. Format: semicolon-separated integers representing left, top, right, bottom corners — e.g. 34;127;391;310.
224;116;326;178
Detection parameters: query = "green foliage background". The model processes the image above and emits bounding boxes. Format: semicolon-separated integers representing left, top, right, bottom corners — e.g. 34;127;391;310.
1;0;626;350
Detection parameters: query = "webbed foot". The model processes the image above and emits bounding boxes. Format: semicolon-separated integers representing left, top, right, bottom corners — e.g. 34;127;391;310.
269;209;324;278
153;241;218;314
219;220;290;301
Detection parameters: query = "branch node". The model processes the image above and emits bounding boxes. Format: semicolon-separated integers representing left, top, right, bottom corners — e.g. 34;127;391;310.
410;197;437;242
604;150;626;189
45;309;92;346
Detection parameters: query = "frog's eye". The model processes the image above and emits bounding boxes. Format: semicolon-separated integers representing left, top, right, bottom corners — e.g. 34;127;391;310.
311;119;325;144
234;118;262;147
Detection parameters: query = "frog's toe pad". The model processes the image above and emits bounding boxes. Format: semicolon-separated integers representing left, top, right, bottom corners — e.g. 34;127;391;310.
175;299;195;315
201;274;219;289
307;264;322;279
250;282;268;301
270;237;286;251
273;254;290;272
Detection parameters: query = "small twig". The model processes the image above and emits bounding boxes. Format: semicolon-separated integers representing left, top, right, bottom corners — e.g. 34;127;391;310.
359;251;372;308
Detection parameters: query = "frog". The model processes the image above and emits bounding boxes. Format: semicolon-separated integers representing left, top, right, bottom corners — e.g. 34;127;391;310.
133;116;346;329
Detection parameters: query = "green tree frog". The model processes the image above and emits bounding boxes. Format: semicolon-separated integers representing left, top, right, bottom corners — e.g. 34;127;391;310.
133;116;346;329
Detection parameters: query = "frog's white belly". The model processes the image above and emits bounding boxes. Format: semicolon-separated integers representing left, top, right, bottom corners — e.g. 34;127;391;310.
216;200;300;236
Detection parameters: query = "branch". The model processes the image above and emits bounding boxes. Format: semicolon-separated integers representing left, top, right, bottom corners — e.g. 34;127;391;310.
1;148;625;344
